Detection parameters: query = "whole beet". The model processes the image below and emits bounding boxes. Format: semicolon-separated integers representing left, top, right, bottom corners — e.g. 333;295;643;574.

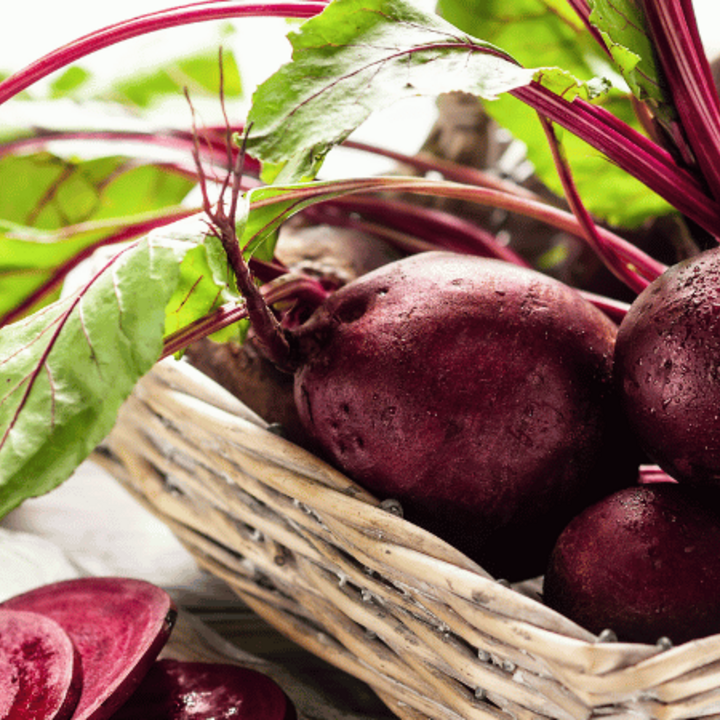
615;246;720;484
544;484;720;645
292;251;633;579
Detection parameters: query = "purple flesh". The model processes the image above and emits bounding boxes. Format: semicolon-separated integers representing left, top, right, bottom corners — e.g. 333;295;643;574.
0;578;176;720
0;609;82;720
109;659;296;720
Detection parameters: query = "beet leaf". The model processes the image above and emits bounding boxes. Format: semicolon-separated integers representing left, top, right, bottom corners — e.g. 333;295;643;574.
245;0;536;182
435;0;676;227
588;0;669;108
0;219;234;517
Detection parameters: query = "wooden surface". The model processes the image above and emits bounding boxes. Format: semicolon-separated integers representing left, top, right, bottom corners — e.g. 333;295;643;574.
0;460;396;719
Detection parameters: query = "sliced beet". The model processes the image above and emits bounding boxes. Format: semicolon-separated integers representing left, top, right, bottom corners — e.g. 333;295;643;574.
110;659;296;720
0;578;176;720
0;609;82;720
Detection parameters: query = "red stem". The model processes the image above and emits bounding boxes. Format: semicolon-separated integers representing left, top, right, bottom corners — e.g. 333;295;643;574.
0;1;326;107
538;115;652;292
317;194;532;266
639;0;720;201
161;274;328;357
512;82;720;239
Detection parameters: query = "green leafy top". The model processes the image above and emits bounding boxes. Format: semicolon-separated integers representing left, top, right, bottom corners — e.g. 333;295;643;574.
243;0;672;225
247;0;535;181
587;0;666;106
435;0;673;226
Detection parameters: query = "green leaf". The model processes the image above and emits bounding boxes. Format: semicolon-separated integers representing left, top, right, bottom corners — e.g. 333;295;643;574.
49;67;92;98
0;215;226;518
587;0;665;106
436;0;605;79
436;0;673;227
246;0;535;181
0;153;195;319
42;47;242;109
162;216;243;341
102;49;242;109
487;91;672;226
0;153;193;230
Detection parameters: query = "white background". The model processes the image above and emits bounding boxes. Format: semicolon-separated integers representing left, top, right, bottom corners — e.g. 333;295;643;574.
1;1;718;76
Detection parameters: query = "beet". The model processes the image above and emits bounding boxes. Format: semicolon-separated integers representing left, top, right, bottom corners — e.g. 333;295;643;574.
109;659;296;720
292;251;634;579
0;609;82;720
184;336;313;449
615;246;720;484
543;484;720;644
0;578;177;720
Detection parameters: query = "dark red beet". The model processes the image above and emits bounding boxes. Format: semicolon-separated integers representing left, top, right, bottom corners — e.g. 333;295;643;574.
0;578;176;720
109;659;296;720
544;484;720;644
0;609;82;720
293;251;634;579
615;246;720;484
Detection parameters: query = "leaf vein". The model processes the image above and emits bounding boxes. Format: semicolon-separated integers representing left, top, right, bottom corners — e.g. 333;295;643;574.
0;241;140;452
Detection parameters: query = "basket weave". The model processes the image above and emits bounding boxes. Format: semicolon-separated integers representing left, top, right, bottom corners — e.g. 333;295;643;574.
95;358;720;720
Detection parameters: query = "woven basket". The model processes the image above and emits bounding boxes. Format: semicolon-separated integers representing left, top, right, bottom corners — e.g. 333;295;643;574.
94;358;720;720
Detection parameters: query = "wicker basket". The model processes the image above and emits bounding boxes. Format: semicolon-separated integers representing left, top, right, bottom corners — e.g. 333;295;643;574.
94;358;720;720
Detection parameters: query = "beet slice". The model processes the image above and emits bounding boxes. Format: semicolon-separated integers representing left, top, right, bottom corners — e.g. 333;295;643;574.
0;609;82;720
110;659;296;720
0;578;177;720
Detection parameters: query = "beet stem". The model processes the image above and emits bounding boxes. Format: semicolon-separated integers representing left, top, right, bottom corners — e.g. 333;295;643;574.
186;83;295;373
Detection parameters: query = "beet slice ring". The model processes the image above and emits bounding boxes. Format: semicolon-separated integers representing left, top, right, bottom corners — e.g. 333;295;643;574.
111;659;296;720
0;608;82;720
1;578;176;720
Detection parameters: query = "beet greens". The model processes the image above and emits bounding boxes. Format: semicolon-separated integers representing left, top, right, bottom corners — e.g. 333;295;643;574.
0;0;719;517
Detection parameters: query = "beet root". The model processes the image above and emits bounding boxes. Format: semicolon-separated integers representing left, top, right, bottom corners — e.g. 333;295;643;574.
292;251;634;579
543;484;720;644
0;577;176;720
615;246;720;484
184;336;313;449
109;659;296;720
0;609;82;720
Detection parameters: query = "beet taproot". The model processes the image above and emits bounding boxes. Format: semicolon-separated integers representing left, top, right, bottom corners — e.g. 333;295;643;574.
292;251;634;579
543;484;720;644
0;609;82;720
615;246;720;484
110;659;295;720
0;578;176;720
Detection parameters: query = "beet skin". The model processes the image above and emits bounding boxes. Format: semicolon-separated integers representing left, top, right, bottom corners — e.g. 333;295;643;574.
544;484;720;644
292;252;634;579
615;246;720;484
